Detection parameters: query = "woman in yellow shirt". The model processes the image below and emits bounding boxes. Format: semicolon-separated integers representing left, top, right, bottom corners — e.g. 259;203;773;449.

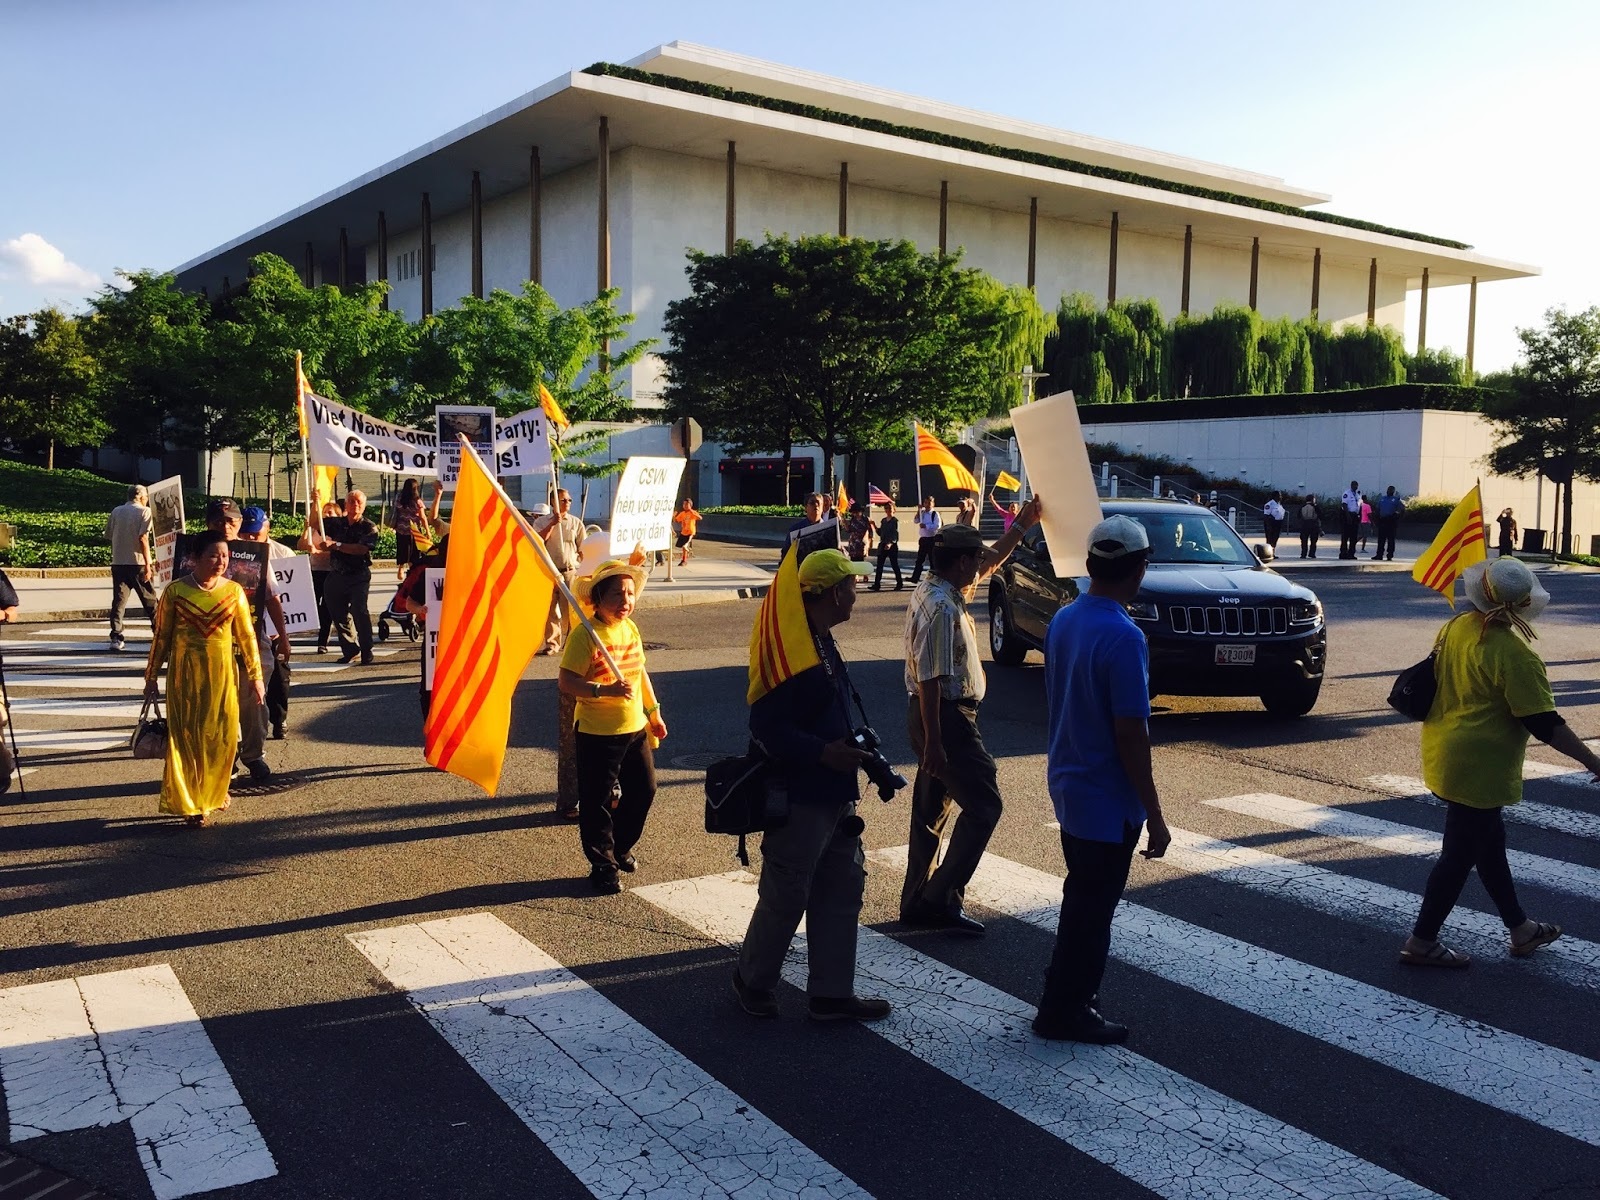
1402;558;1600;967
559;559;667;893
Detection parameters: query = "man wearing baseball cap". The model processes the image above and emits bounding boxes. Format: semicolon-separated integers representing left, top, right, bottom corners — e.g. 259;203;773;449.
1033;514;1169;1045
900;497;1041;935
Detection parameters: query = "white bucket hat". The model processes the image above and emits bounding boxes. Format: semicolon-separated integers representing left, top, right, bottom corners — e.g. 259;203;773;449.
1463;558;1548;628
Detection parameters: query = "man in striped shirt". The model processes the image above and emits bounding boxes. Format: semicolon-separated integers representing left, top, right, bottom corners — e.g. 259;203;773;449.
900;501;1040;934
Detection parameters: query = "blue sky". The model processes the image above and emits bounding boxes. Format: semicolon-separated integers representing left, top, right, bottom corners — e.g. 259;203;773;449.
2;0;1592;371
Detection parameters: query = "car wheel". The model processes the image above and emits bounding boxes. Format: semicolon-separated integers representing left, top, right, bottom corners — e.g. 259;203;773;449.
988;586;1027;666
1261;677;1322;717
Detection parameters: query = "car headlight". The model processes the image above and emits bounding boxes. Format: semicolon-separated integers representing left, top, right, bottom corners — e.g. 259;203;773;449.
1126;601;1160;622
1290;599;1323;626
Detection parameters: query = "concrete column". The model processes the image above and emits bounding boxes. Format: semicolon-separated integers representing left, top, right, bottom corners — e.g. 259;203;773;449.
1417;266;1429;353
1466;275;1478;378
1026;197;1037;290
377;211;388;310
421;193;433;317
1181;224;1192;315
1310;248;1321;318
1367;257;1377;325
526;147;542;287
597;117;611;294
303;241;314;287
1107;212;1119;305
338;227;349;289
1248;237;1260;310
470;170;483;300
725;141;737;254
838;162;848;236
938;180;948;256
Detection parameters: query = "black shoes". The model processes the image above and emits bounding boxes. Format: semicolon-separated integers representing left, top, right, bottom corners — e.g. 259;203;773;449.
589;866;622;894
244;759;272;782
808;995;891;1022
901;902;985;936
360;652;375;666
1032;1005;1128;1045
338;651;359;664
617;853;637;873
732;969;779;1018
271;721;285;740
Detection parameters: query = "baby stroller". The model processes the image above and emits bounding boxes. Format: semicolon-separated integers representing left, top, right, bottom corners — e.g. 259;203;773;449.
376;571;421;643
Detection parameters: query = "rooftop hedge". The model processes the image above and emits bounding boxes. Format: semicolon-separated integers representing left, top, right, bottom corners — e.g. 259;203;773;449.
583;63;1471;251
1072;383;1493;424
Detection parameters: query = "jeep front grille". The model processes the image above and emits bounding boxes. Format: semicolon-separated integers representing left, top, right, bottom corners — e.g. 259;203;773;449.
1169;605;1289;636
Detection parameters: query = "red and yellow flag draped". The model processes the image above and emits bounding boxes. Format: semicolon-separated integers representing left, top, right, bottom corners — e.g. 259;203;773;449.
1412;484;1486;606
914;422;981;493
294;351;311;440
539;383;569;431
425;441;558;793
747;543;821;705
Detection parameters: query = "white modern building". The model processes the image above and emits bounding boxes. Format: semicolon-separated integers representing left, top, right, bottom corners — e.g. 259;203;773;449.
174;42;1539;511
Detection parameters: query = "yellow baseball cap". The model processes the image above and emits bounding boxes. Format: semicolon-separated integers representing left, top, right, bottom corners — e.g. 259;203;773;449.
797;548;872;593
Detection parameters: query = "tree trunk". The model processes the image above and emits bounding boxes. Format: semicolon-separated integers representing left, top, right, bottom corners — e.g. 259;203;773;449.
821;445;835;495
782;441;793;505
46;439;55;471
1562;478;1575;558
205;441;214;496
267;444;277;513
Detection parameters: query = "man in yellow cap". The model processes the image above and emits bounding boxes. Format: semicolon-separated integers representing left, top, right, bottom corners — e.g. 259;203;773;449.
735;548;892;1022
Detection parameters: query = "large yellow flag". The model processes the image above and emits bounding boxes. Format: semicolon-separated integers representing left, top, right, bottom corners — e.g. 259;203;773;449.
425;441;557;793
748;542;821;705
294;352;310;440
914;422;981;493
1412;484;1487;605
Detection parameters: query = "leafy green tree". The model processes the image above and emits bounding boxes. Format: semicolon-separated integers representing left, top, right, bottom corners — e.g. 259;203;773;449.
1405;346;1467;385
662;235;1050;491
1483;306;1600;556
0;308;105;469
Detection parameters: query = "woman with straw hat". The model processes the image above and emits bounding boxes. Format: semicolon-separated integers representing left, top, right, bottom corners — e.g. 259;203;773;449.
1401;557;1600;967
558;558;665;894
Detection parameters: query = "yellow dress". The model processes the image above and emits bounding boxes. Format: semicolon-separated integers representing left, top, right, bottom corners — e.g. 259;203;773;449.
144;576;262;817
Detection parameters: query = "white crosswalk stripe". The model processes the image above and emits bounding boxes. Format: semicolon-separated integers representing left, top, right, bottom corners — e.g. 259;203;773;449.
8;728;128;753
636;871;1439;1200
349;913;871;1200
1366;774;1600;841
1205;792;1600;902
874;845;1600;1149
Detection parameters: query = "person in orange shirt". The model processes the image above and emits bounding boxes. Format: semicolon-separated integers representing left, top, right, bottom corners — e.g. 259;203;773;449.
672;498;701;566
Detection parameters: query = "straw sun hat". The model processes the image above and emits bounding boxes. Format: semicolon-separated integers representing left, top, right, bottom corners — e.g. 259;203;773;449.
1463;558;1549;630
574;558;648;606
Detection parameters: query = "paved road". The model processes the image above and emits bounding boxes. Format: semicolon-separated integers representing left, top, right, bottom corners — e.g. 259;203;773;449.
3;567;1600;1200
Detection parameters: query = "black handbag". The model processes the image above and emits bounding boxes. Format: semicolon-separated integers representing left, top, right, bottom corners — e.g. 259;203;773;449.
704;749;789;866
1388;618;1458;721
131;697;168;760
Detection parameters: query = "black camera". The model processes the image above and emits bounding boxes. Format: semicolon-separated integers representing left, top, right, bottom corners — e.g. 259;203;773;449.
852;726;908;801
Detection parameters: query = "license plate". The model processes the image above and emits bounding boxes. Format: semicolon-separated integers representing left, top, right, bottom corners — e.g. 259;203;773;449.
1214;645;1256;666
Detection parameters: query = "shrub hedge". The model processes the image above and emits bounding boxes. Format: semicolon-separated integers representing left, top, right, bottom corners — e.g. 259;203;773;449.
1074;383;1490;424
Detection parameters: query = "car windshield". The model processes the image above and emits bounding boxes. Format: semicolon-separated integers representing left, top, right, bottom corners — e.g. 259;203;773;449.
1122;508;1253;566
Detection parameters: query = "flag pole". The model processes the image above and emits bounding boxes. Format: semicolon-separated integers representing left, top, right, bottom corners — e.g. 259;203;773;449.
453;434;623;681
295;351;313;521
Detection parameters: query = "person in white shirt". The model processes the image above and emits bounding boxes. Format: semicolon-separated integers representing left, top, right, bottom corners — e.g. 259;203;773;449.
1261;493;1286;550
1339;481;1363;560
909;496;943;584
106;485;155;650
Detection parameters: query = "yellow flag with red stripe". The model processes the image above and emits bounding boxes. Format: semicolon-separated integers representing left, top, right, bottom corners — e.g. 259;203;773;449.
914;422;981;492
294;352;310;441
747;542;820;706
539;382;569;431
425;441;557;794
1412;485;1487;606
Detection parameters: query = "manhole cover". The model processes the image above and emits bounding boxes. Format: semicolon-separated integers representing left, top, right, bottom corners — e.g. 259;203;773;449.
670;752;724;770
228;774;300;797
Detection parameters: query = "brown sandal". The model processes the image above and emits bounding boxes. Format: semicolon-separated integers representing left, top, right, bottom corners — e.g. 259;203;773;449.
1511;921;1561;957
1400;940;1471;968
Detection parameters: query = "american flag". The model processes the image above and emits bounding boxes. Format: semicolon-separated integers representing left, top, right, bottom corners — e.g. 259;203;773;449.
868;483;892;505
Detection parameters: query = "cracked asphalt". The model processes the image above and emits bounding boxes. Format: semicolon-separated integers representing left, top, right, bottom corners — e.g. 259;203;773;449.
3;565;1600;1200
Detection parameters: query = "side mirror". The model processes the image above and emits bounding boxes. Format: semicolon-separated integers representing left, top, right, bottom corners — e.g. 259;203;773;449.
1254;543;1275;563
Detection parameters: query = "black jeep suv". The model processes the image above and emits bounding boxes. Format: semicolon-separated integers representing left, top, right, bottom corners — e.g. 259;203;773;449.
988;500;1327;715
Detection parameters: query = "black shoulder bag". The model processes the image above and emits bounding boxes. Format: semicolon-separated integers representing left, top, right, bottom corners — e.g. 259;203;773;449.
1387;618;1457;721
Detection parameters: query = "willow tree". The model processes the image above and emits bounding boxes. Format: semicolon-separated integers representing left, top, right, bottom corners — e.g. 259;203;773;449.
661;235;1051;491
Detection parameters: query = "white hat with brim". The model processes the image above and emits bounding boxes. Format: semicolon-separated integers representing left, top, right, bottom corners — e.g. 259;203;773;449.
574;558;648;607
1463;558;1548;622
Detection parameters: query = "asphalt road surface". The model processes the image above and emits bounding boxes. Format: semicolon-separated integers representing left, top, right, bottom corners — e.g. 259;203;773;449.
3;565;1600;1200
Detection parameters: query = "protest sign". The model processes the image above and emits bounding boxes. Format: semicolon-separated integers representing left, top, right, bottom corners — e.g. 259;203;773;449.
787;517;842;564
1009;389;1103;578
270;554;316;635
423;568;445;689
437;406;497;490
224;541;271;624
305;396;439;475
147;475;185;590
493;407;553;478
609;457;688;556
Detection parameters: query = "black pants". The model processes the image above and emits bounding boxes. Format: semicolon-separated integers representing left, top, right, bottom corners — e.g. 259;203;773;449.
1375;516;1398;560
109;565;157;642
1413;801;1526;941
902;696;1003;917
312;569;332;648
575;728;656;873
1339;511;1360;558
873;543;902;589
909;537;936;583
1038;823;1140;1017
1300;527;1320;558
1262;517;1281;548
265;650;291;728
323;571;373;656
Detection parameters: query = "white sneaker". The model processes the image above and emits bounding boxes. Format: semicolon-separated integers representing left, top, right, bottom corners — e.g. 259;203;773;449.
109;639;125;652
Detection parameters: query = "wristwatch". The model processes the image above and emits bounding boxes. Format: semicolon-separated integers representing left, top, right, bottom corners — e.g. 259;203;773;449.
590;681;601;698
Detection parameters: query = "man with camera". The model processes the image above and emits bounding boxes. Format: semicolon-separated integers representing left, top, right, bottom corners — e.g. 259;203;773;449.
734;548;894;1023
900;500;1041;934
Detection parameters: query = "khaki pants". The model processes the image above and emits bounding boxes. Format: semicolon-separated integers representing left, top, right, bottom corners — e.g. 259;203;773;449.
901;696;1003;918
542;569;577;650
237;631;271;765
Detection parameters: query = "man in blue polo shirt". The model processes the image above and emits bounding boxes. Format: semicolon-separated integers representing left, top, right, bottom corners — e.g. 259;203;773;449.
1033;514;1170;1045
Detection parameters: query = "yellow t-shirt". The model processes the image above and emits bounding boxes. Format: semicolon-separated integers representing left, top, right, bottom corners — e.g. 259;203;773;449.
1422;615;1554;809
560;617;647;735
